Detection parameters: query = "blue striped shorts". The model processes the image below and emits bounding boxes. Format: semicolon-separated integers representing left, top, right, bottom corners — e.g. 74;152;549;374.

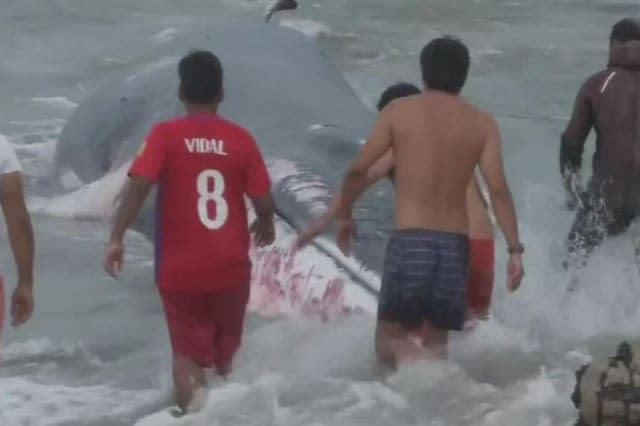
378;228;470;331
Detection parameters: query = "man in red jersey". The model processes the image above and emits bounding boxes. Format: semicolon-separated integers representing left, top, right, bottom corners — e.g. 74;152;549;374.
104;50;275;413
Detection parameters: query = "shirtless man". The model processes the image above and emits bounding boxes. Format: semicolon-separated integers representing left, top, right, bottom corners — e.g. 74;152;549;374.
296;82;496;321
335;36;524;368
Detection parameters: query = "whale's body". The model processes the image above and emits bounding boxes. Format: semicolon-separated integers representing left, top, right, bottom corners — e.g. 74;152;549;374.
54;20;392;275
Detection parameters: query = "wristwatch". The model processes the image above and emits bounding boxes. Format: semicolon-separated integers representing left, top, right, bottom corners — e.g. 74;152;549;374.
508;243;524;254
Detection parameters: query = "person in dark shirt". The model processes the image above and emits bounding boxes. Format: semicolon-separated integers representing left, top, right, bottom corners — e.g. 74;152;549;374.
560;18;640;270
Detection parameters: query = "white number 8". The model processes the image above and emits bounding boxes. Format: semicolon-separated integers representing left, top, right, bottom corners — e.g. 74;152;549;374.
196;169;229;230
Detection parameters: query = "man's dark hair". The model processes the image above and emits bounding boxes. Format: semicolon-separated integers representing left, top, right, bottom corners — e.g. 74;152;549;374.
420;36;470;94
178;50;223;104
376;82;421;111
610;18;640;44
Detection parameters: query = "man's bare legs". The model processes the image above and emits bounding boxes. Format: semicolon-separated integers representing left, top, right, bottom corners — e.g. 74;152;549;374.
421;321;448;359
173;354;206;413
375;319;448;373
171;339;238;414
375;320;405;372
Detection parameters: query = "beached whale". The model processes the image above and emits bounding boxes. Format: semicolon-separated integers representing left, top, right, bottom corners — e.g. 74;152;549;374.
53;19;391;280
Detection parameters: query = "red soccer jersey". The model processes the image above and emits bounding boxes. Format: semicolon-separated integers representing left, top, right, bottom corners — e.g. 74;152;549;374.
129;113;271;291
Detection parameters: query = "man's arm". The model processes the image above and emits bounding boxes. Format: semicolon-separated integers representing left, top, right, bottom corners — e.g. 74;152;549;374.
336;108;393;221
248;194;275;248
560;80;594;193
104;176;153;278
325;149;394;223
109;176;153;243
322;150;394;225
295;156;390;248
105;125;167;277
110;125;167;242
0;172;34;288
478;118;520;249
250;193;275;221
366;150;394;181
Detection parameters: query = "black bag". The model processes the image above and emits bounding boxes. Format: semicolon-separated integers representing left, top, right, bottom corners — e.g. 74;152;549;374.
573;342;640;425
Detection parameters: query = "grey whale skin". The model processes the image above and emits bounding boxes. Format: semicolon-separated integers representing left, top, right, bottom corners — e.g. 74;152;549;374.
54;20;392;275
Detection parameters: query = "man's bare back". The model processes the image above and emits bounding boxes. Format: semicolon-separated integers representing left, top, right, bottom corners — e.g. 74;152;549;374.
386;91;491;234
335;36;522;369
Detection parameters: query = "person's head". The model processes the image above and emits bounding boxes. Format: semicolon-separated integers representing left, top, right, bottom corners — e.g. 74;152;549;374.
178;50;224;108
419;36;470;95
376;82;421;111
610;18;640;47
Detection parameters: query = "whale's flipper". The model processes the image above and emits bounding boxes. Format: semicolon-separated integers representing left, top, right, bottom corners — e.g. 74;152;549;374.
264;0;298;22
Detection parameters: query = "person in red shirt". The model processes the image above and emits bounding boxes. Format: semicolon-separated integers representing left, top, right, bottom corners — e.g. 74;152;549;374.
104;50;275;414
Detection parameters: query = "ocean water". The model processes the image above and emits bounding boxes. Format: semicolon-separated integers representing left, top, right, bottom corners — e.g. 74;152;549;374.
1;0;640;425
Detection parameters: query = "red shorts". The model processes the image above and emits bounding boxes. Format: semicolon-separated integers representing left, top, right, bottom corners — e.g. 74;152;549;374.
467;239;495;319
160;283;250;369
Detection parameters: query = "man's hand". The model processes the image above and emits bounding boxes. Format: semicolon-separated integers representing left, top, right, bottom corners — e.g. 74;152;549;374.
104;240;124;278
562;170;584;211
11;283;33;326
1;171;35;316
336;218;356;256
506;253;524;292
250;218;275;247
105;175;154;279
295;222;324;250
294;212;335;250
565;191;579;211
